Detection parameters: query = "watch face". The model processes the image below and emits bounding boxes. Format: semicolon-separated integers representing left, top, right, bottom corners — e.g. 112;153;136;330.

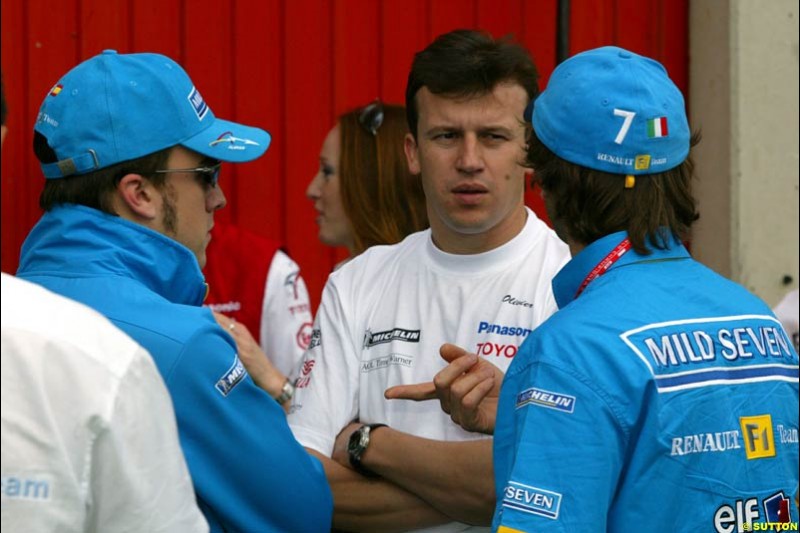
348;426;367;456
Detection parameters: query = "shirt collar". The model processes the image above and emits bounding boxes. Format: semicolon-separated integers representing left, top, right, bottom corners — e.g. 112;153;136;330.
552;230;690;309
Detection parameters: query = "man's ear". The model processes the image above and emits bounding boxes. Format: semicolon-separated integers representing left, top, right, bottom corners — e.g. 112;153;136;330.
115;173;159;221
404;132;421;175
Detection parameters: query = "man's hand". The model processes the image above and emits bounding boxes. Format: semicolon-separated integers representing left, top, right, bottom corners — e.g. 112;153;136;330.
384;344;502;434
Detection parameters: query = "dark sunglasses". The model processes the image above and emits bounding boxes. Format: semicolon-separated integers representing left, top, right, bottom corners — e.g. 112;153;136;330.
154;162;222;188
358;99;384;136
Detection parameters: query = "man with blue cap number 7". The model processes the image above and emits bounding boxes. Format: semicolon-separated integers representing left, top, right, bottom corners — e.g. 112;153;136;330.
17;50;333;532
494;47;798;532
393;46;799;532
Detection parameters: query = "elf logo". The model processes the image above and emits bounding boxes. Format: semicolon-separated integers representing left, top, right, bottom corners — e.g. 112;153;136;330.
740;415;776;460
714;492;794;532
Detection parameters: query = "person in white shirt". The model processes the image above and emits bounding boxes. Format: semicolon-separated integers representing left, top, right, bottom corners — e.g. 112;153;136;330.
0;77;207;532
287;30;570;532
1;274;208;532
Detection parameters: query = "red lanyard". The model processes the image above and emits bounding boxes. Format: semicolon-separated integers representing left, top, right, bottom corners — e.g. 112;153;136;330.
574;238;631;299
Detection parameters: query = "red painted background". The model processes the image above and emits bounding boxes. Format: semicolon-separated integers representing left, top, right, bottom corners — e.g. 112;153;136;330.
1;0;687;310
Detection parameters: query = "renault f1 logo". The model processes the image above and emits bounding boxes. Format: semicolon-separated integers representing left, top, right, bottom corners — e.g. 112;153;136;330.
740;415;776;460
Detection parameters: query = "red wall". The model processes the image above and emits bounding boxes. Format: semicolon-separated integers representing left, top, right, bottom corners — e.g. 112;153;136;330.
1;0;687;310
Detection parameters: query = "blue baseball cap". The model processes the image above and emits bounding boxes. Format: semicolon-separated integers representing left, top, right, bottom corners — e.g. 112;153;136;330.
35;50;271;179
529;46;689;175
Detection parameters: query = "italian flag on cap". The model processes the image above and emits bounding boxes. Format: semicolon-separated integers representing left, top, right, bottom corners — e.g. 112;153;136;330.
647;117;668;138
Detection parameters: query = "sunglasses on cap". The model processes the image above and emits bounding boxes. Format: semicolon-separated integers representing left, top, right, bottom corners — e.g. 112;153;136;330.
358;99;384;136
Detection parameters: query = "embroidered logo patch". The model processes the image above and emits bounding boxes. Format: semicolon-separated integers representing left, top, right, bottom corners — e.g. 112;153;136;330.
647;116;669;138
515;387;575;413
502;481;562;520
208;131;260;149
215;355;246;397
634;154;651;170
740;414;776;460
187;86;209;121
363;328;420;348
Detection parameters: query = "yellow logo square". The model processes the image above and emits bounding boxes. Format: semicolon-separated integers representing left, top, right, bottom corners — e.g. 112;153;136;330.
739;414;776;460
634;154;651;170
498;527;526;533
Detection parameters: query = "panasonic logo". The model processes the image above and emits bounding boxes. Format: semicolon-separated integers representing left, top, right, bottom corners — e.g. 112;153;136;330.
477;321;532;337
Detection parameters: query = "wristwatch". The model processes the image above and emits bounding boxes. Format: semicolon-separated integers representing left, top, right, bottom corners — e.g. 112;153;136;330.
273;378;295;405
347;423;388;477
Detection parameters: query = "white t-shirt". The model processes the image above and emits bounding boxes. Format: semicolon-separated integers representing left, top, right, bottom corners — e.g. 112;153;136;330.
288;209;569;532
1;273;207;533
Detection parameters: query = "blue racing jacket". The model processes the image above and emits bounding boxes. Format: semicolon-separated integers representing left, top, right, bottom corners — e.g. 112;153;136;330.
18;205;333;532
493;231;799;533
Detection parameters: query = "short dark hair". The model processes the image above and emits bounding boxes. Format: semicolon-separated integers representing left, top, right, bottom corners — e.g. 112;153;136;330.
405;29;539;138
34;131;171;213
527;128;701;255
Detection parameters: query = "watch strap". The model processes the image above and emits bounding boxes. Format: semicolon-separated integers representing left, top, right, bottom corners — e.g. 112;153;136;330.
349;423;388;477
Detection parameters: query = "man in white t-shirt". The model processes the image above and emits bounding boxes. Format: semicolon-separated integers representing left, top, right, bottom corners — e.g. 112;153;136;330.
287;30;569;532
1;74;206;532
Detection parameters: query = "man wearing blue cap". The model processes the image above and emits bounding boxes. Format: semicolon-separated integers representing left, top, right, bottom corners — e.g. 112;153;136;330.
2;74;207;532
16;51;332;532
396;46;799;531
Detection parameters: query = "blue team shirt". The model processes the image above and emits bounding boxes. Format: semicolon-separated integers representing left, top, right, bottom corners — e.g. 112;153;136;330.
493;231;799;533
18;205;333;533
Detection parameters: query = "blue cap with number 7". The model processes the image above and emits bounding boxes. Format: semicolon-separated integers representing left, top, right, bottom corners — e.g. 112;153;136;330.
528;46;690;175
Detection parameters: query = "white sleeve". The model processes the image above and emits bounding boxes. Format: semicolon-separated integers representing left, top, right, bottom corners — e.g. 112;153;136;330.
287;277;361;456
88;347;208;533
261;250;314;378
